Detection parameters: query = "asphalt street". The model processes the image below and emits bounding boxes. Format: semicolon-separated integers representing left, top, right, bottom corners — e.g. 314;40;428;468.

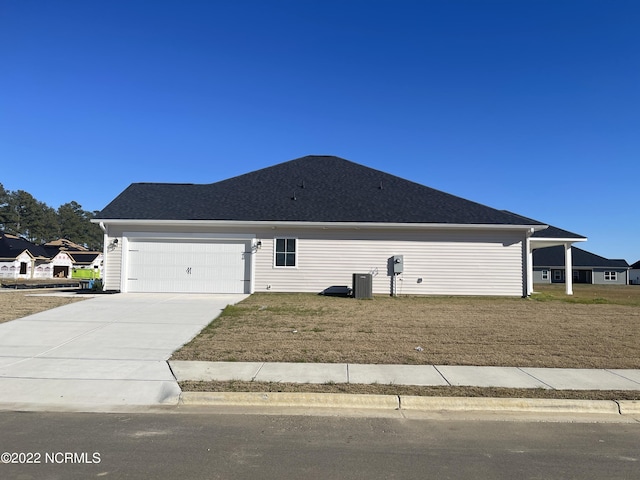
1;409;639;479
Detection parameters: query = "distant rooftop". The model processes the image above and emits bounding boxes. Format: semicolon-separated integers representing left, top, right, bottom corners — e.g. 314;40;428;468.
534;246;629;268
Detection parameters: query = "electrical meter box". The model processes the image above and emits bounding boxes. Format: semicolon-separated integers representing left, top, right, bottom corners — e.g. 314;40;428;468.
392;255;404;274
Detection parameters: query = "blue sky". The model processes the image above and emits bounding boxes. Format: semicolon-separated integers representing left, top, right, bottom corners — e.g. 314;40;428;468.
1;1;638;262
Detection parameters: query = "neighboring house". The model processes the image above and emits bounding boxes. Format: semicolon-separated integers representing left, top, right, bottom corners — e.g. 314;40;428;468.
50;250;75;278
0;234;103;281
69;252;103;279
0;233;52;280
630;261;640;285
45;238;102;279
45;238;88;252
533;246;630;285
49;250;104;279
93;155;586;296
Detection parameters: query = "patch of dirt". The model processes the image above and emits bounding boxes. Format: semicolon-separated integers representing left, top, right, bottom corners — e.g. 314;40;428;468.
0;290;85;323
179;380;640;401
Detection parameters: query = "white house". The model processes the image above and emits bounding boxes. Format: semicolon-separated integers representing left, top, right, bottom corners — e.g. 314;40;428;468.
49;250;104;279
0;234;104;282
93;156;586;296
0;234;52;280
50;251;75;278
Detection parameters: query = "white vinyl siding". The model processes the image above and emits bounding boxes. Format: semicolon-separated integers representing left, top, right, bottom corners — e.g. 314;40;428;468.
102;224;527;296
104;238;122;291
255;228;525;296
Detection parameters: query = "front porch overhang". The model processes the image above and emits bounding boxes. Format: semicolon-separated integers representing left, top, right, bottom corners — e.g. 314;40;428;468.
527;237;588;296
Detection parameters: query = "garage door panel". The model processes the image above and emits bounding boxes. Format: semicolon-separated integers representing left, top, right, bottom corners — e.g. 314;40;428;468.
126;239;249;294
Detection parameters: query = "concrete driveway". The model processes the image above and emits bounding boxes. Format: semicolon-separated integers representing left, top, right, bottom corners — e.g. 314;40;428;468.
0;293;247;411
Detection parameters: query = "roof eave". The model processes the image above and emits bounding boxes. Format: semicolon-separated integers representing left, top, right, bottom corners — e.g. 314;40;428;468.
93;218;546;231
537;265;630;269
531;237;588;245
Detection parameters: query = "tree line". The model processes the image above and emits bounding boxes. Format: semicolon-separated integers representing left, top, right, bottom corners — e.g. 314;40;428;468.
0;183;103;251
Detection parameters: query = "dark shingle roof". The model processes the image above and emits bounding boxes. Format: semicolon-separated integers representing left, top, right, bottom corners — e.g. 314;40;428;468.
531;225;585;239
0;234;50;259
96;155;546;226
534;246;629;268
67;252;101;264
631;260;640;269
501;211;585;239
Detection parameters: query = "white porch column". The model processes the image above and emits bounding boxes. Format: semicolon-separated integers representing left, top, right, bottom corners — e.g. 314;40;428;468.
564;243;573;295
526;237;534;296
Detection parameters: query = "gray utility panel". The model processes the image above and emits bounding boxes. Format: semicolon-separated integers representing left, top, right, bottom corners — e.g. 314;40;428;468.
392;255;404;274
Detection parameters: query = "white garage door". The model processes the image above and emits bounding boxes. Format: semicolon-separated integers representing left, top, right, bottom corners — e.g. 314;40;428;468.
126;239;249;293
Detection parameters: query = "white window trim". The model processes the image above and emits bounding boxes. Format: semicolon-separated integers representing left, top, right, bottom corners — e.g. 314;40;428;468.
604;271;617;281
273;237;298;268
541;270;549;280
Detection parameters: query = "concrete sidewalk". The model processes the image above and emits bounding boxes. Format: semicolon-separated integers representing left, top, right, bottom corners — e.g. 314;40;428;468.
171;361;640;417
170;360;640;391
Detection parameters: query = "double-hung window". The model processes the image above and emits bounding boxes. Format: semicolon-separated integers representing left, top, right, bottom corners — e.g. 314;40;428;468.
275;238;296;267
604;271;617;281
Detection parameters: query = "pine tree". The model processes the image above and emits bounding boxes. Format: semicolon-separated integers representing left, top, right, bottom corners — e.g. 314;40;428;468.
0;187;103;250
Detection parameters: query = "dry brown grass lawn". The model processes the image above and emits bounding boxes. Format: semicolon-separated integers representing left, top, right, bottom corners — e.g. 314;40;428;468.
173;284;640;369
0;290;84;323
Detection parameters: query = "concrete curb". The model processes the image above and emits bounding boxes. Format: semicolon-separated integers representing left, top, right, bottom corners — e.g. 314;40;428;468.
180;392;627;415
180;392;399;409
617;400;640;415
400;396;621;414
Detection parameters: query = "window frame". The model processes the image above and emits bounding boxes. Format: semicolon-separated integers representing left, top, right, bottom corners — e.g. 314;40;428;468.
604;271;617;281
273;238;298;268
